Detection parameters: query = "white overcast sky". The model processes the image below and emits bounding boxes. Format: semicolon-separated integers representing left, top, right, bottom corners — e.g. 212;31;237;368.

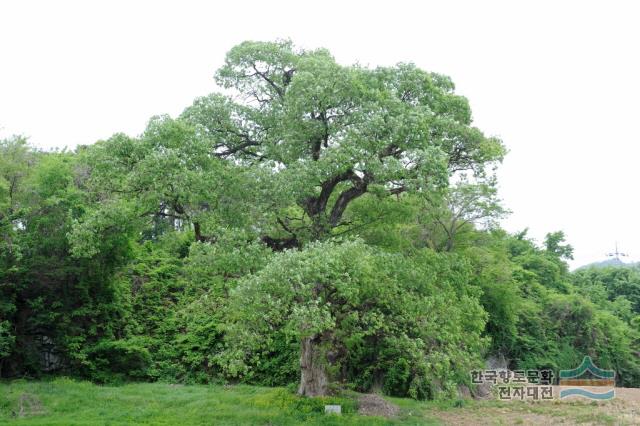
1;0;638;267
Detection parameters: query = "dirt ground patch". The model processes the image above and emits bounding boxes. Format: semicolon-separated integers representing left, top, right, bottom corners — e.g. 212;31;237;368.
358;393;400;418
432;387;640;425
435;408;565;426
15;393;46;418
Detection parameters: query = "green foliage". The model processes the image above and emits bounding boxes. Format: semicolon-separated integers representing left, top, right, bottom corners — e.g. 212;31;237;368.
544;231;574;260
573;266;640;314
0;321;15;360
474;231;640;386
248;387;358;421
2;40;639;402
223;239;487;399
185;40;505;244
463;239;521;356
85;339;151;383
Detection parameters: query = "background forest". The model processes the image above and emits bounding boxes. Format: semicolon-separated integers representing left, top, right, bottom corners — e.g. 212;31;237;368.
1;40;640;400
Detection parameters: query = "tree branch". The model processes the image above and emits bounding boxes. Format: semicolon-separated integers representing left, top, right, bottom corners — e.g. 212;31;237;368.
303;169;355;217
252;65;285;99
328;173;371;227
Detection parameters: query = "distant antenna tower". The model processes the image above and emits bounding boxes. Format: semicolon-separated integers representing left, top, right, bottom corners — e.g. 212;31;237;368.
606;242;629;261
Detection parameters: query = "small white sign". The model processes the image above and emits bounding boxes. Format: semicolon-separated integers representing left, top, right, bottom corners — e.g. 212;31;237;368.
325;405;342;415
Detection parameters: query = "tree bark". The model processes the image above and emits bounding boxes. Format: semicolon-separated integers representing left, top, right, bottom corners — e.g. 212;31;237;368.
261;235;300;251
303;169;355;217
298;335;329;397
194;222;204;242
328;181;368;227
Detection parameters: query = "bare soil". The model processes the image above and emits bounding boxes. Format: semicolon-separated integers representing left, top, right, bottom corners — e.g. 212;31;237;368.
358;393;400;418
433;387;640;425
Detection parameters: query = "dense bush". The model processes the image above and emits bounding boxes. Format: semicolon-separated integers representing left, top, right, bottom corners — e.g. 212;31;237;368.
85;339;152;383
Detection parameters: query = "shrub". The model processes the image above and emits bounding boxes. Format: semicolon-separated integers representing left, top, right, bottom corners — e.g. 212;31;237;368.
85;339;151;383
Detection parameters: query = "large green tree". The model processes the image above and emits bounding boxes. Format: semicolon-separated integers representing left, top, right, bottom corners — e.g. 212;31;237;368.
182;40;505;247
223;239;487;398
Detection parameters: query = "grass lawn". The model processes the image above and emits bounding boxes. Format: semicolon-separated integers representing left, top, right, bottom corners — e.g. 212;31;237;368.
1;379;635;425
0;378;439;425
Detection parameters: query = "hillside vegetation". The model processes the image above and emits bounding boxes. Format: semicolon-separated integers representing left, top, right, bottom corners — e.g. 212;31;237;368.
1;41;640;401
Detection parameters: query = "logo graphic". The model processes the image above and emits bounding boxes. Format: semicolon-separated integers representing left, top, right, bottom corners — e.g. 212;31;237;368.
559;356;615;400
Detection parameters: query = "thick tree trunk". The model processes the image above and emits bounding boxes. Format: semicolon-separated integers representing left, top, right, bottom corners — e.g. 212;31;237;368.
194;222;204;242
298;336;329;397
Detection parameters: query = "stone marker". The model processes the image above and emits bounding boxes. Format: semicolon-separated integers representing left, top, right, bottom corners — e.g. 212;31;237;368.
325;405;342;415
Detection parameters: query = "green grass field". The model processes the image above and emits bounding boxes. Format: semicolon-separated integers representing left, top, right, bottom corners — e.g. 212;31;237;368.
0;378;440;425
1;379;633;425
